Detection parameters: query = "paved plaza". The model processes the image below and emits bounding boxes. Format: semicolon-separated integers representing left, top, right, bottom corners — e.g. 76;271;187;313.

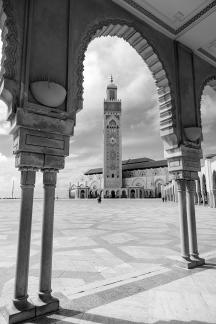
0;199;216;323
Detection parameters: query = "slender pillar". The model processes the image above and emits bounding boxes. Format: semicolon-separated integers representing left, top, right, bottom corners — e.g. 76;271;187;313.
38;169;59;307
201;191;205;206
186;180;198;257
211;189;216;208
14;168;36;308
176;179;190;261
214;190;216;208
195;180;201;205
186;180;205;265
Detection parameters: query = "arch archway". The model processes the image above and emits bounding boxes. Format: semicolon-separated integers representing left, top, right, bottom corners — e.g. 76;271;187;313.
199;77;216;152
121;190;127;198
111;190;115;198
80;189;85;199
155;179;164;198
74;20;176;149
130;189;135;199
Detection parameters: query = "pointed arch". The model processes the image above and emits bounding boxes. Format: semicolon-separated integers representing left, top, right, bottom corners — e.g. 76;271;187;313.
73;19;176;146
199;75;216;144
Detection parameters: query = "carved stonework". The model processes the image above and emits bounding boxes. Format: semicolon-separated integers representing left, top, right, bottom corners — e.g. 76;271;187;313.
176;179;186;192
165;145;202;180
186;180;196;193
0;0;19;110
198;76;216;141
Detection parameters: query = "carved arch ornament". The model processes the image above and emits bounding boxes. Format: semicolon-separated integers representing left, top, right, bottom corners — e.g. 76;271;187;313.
131;177;144;187
0;0;19;113
198;75;216;141
154;178;164;186
74;18;177;149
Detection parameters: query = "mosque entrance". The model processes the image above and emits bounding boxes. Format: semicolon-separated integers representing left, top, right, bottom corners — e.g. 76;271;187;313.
130;190;135;199
80;190;85;199
111;190;115;198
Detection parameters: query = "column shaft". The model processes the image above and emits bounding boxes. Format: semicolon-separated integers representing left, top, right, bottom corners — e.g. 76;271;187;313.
176;179;190;259
186;180;199;258
14;169;36;304
39;169;57;301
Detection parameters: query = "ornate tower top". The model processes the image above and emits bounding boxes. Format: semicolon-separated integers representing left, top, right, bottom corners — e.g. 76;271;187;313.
106;75;118;101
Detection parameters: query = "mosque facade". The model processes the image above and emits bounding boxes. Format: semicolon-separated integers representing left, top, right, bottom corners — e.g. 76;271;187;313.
69;79;170;199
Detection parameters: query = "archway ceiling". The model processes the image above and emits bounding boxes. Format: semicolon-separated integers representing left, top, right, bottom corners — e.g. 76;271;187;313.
112;0;216;67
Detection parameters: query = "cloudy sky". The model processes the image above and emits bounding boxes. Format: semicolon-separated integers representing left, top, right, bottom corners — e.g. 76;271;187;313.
0;36;216;198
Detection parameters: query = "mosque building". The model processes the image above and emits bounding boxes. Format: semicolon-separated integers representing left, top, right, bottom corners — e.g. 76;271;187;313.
69;78;170;199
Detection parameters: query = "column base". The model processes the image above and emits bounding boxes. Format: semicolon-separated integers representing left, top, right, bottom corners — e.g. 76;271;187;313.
1;300;36;324
174;256;196;269
175;256;205;269
190;255;205;267
35;293;59;317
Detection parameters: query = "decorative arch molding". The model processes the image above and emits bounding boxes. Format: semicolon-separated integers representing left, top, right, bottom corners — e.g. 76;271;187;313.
0;0;19;112
90;181;100;190
106;115;119;126
198;75;216;140
131;177;144;187
199;75;216;107
155;178;164;186
74;18;177;146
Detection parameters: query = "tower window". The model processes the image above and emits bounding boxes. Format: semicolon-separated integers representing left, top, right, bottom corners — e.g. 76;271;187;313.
109;90;115;100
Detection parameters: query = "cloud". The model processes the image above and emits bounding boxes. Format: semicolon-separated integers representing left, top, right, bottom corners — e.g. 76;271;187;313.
0;152;7;162
0;100;10;135
201;85;216;155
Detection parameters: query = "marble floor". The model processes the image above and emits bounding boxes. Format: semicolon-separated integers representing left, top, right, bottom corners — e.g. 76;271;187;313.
0;199;216;323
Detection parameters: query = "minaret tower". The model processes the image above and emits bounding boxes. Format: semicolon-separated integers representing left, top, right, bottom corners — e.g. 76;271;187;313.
103;76;122;190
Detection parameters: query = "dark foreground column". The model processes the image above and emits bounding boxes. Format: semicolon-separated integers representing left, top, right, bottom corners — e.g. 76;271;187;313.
14;168;36;308
37;169;59;316
176;179;191;267
213;190;216;208
186;180;205;266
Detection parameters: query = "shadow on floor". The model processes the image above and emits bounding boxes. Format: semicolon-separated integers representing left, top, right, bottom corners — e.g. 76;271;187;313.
26;308;216;324
25;264;216;324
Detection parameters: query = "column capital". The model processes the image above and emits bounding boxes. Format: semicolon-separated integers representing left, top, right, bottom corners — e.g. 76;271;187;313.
176;179;186;192
19;168;37;187
186;179;196;193
42;169;58;187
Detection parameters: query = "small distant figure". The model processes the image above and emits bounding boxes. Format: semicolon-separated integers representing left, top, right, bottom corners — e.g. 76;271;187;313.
162;197;165;202
97;193;102;203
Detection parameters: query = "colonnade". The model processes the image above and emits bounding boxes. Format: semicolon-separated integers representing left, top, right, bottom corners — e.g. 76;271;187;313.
13;168;59;319
163;178;216;207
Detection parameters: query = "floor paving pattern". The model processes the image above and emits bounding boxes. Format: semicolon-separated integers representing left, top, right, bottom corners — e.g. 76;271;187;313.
0;199;216;323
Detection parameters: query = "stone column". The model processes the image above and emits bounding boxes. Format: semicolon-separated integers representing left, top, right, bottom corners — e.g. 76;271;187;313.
195;180;201;205
38;169;59;310
186;180;198;257
14;168;36;308
201;191;205;206
209;191;215;208
176;179;190;261
211;190;216;208
186;180;205;265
